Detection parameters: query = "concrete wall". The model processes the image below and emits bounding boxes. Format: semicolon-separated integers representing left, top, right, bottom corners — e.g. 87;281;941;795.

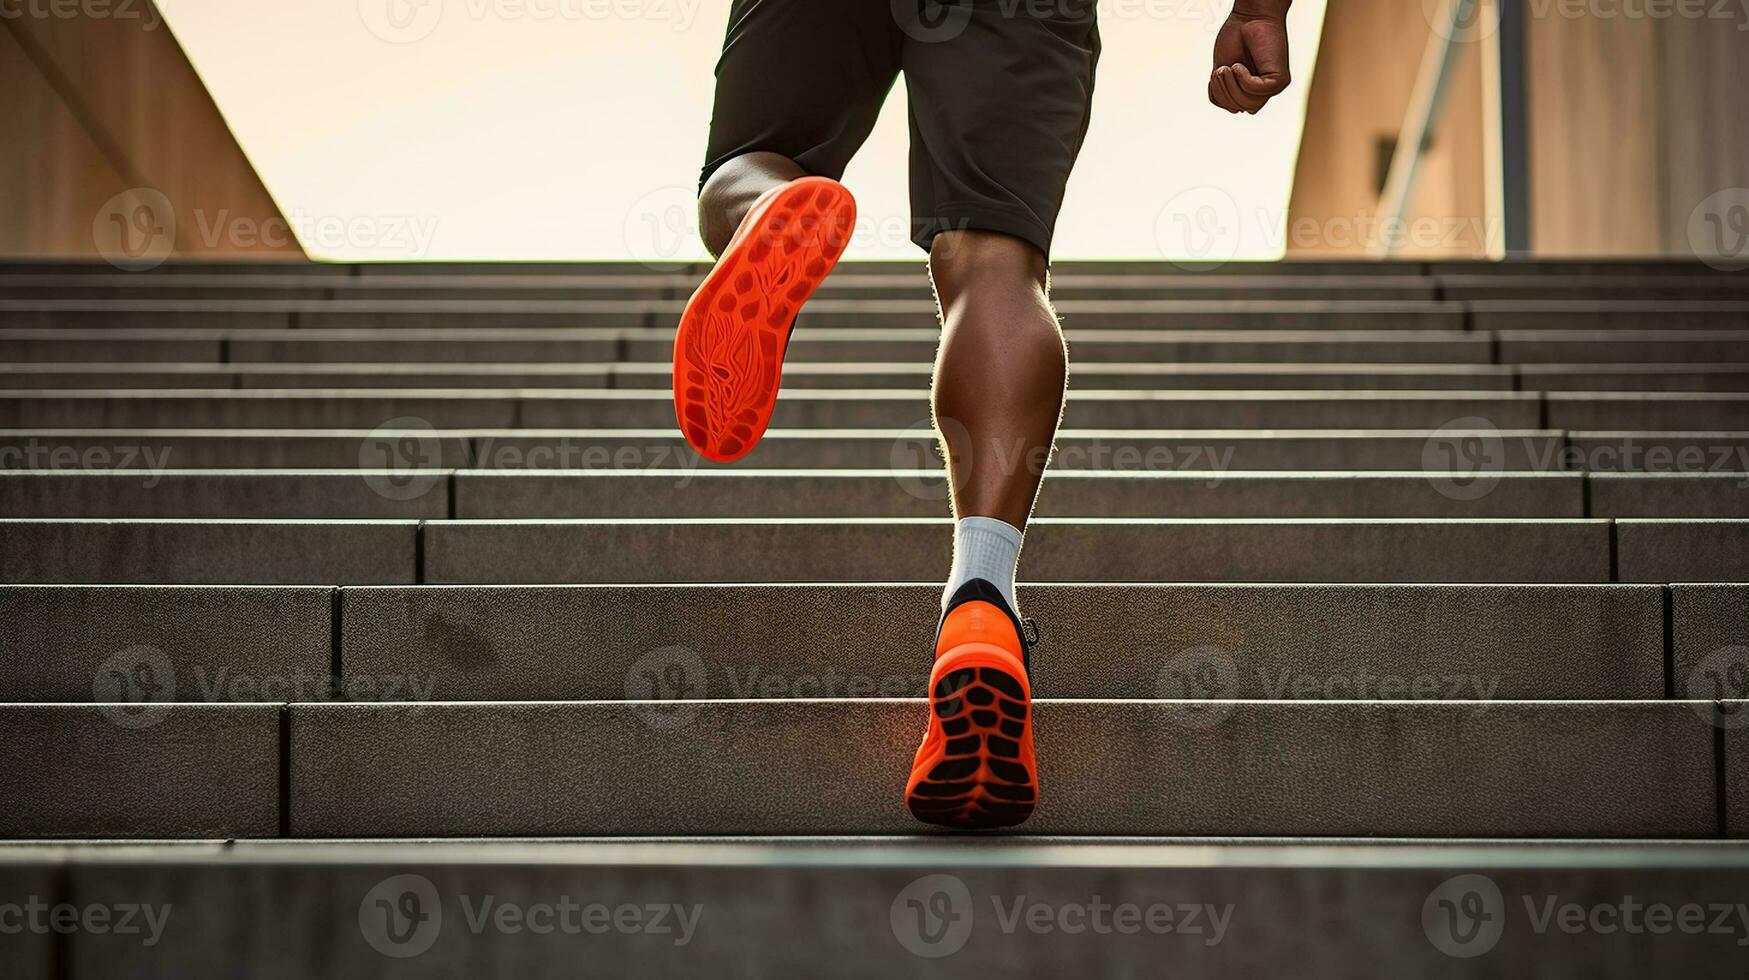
0;5;301;260
1289;0;1749;258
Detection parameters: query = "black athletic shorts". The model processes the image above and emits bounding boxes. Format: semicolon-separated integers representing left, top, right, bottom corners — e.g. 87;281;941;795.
701;0;1100;258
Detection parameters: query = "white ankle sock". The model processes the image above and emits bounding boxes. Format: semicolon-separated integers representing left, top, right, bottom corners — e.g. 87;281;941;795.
942;516;1024;612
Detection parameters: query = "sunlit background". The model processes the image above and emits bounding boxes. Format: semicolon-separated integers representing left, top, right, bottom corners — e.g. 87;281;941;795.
156;0;1327;262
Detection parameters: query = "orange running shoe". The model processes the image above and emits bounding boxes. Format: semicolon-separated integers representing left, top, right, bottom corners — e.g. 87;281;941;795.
905;579;1040;830
672;176;855;463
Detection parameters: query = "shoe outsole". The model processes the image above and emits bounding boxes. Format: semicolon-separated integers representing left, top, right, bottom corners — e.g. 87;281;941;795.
672;176;855;463
905;644;1038;830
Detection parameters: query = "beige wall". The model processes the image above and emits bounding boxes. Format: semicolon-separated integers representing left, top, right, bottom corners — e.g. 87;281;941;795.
1290;1;1749;258
1287;0;1490;257
0;6;300;259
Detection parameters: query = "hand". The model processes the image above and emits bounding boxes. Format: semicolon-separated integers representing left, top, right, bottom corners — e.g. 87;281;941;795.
1209;1;1292;115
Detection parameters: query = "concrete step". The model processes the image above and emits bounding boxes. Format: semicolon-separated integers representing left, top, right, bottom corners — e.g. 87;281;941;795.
1520;364;1749;391
1546;392;1749;429
1469;302;1749;331
1616;519;1749;582
0;519;417;584
2;700;1716;838
4;840;1748;977
0;704;279;838
0;329;225;363
0;584;332;702
0;469;1590;519
0;389;1549;430
1438;275;1749;301
1567;431;1749;471
0;471;451;519
0;271;1448;302
1425;259;1746;277
0;362;1525;392
341;582;1667;701
1499;330;1749;364
0;428;476;469
0;427;1567;471
1;582;1672;702
19;361;1749;394
278;699;1717;837
413;518;1618;584
0;327;624;363
0;298;1469;332
449;470;1587;519
1590;473;1749;517
0;518;1635;584
0;326;1497;364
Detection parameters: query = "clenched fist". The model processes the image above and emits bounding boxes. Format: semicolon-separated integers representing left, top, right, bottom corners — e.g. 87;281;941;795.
1209;0;1292;115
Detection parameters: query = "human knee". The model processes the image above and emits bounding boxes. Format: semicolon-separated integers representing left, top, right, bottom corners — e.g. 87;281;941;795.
928;230;1048;309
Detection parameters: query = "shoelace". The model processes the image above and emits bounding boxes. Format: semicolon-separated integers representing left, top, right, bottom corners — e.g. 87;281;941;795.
1019;618;1042;647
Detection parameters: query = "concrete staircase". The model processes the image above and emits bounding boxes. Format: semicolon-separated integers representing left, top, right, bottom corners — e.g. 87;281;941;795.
4;258;1749;976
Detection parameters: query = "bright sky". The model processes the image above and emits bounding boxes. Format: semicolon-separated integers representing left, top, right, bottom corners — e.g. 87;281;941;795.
159;0;1327;262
